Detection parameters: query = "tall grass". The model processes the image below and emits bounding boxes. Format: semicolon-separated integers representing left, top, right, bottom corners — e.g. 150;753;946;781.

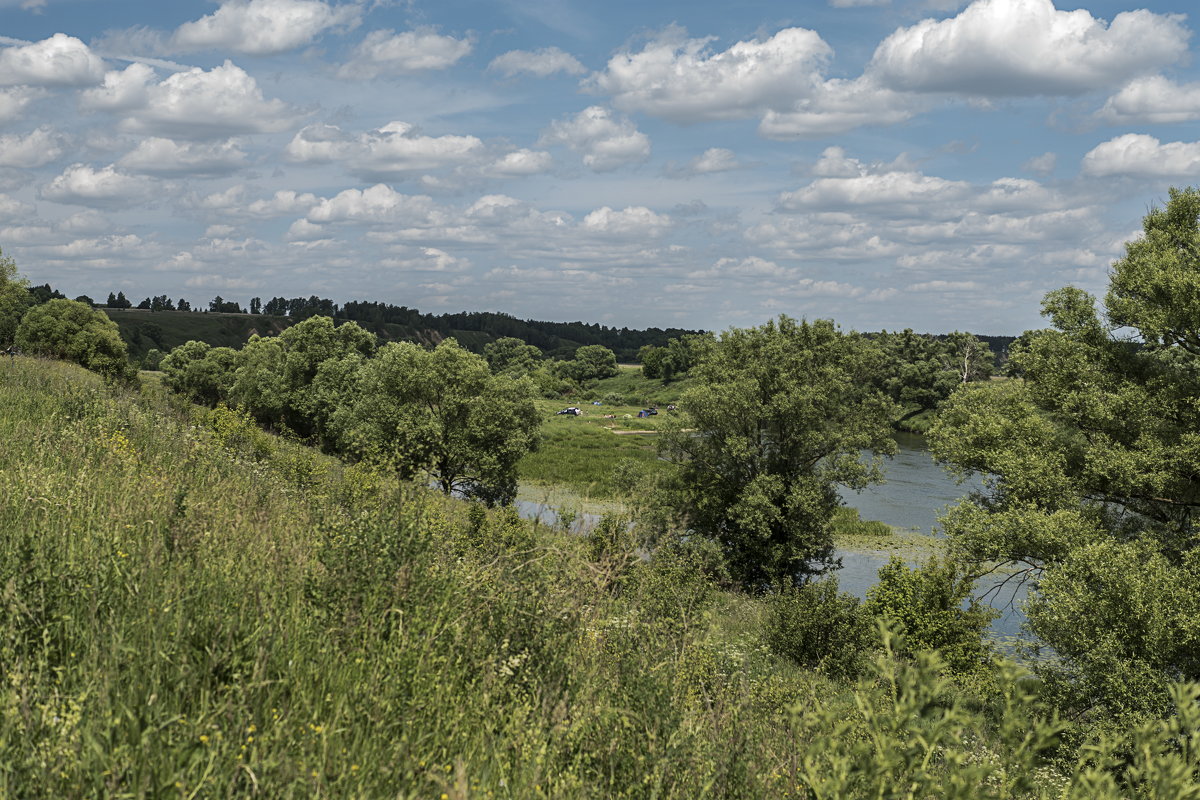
4;356;1200;798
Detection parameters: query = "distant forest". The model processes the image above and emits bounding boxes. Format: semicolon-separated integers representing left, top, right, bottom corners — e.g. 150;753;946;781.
35;283;1016;364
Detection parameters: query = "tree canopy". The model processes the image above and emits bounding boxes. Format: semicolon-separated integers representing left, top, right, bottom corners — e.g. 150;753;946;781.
661;316;898;589
0;249;31;347
930;186;1200;719
327;339;541;506
16;299;133;380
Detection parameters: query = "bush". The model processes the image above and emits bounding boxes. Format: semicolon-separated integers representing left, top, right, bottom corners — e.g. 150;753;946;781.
15;299;133;380
864;556;997;675
764;576;873;679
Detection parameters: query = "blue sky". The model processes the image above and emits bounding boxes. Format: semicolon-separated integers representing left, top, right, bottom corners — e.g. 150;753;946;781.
1;0;1198;334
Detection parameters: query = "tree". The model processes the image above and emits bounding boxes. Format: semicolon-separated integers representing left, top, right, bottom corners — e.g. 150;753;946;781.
74;295;95;307
15;299;133;380
177;299;192;312
328;339;541;506
159;341;241;405
556;344;618;383
660;316;898;589
249;296;262;315
112;291;132;309
484;336;542;375
136;297;151;309
208;296;244;313
929;186;1200;719
0;248;32;346
228;316;376;437
150;295;174;312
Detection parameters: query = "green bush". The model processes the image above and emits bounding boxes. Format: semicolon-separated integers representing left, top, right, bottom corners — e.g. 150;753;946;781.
764;576;873;679
15;299;134;381
865;556;997;675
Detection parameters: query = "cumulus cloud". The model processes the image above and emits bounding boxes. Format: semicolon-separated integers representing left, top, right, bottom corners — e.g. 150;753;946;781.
172;0;361;55
40;163;156;208
587;25;832;122
868;0;1190;96
1096;75;1200;124
581;206;672;236
305;184;443;225
1022;152;1056;174
758;77;920;138
111;61;301;139
485;149;553;176
778;171;972;213
246;190;318;218
539;106;650;171
117;137;248;176
337;28;471;79
285;121;485;179
0;126;65;168
1082;133;1200;178
79;62;155;112
488;46;586;77
380;246;470;272
0;87;37;122
0;33;105;87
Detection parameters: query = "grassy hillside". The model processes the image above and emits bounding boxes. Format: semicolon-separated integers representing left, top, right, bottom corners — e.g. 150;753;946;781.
0;356;821;796
6;356;1197;798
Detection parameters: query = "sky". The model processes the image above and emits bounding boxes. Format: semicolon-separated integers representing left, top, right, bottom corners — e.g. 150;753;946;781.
0;0;1198;334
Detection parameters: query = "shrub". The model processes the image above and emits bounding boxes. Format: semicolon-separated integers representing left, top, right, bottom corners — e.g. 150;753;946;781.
15;299;133;380
764;576;873;679
864;556;997;675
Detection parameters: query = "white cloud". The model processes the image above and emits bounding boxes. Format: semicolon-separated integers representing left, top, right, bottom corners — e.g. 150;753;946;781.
337;28;471;79
868;0;1189;97
115;61;301;139
778;171;972;212
485;149;553;176
540;106;650;171
117;137;248;176
1096;75;1200;124
0;33;105;87
587;25;832;123
79;63;155;112
0;126;65;168
691;256;787;279
581;206;672;236
380;246;470;272
172;0;361;55
40;163;156;208
0;87;37;122
488;46;586;78
305;184;443;225
1082;133;1200;178
1022;152;1057;174
285;121;485;179
246;190;318;218
758;77;920;138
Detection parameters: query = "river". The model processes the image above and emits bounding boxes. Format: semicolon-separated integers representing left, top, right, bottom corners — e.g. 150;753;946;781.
837;432;1029;641
516;431;1030;640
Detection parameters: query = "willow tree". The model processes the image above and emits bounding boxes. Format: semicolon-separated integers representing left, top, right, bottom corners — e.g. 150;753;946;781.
328;339;541;506
660;316;898;590
931;187;1200;719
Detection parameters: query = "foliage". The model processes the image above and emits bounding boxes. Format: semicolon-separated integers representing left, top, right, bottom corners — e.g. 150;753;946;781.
639;333;714;381
661;316;898;589
764;577;873;679
228;316;377;437
556;343;619;383
15;298;133;380
0;248;31;346
159;340;240;405
930;185;1200;720
328;339;541;505
484;335;542;375
875;328;994;414
864;556;996;676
